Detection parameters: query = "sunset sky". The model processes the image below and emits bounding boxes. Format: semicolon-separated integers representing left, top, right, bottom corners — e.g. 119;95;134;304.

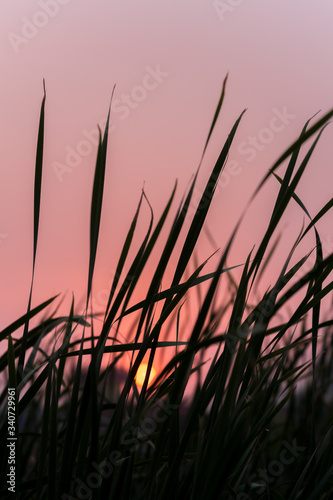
1;0;333;335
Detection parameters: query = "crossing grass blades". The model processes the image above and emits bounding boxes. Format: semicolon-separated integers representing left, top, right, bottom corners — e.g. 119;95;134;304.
1;77;333;499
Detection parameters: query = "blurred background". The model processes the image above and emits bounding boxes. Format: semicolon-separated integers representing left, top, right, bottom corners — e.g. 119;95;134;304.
0;0;332;352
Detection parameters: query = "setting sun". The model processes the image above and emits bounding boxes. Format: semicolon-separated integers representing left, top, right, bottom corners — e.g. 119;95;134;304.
135;363;156;386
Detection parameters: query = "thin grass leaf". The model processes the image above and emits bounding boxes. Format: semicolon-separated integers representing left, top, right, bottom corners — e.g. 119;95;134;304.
36;359;53;499
118;263;243;320
201;73;229;160
0;295;58;342
87;87;115;306
104;189;145;319
17;81;46;383
170;109;246;289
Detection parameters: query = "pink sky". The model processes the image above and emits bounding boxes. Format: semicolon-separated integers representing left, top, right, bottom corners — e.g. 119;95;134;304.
1;0;333;342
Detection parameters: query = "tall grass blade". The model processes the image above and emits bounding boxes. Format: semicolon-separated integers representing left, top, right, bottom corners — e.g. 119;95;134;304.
87;87;115;306
17;81;46;383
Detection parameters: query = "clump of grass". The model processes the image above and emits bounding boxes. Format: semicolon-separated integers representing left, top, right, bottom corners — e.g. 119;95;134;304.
1;77;333;499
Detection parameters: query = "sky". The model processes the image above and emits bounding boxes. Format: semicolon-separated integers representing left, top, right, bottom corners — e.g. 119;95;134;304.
0;0;333;350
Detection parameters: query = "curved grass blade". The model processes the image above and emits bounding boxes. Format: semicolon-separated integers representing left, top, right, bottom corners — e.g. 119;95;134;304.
170;109;246;289
271;170;330;381
0;296;57;342
271;112;320;218
117;264;243;320
36;359;54;499
17;81;46;383
87;86;115;307
96;191;154;354
301;197;333;240
104;190;145;319
248;124;330;285
249;109;333;203
201;73;228;161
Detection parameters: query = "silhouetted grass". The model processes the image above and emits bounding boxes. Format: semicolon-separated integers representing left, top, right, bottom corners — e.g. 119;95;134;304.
1;78;333;499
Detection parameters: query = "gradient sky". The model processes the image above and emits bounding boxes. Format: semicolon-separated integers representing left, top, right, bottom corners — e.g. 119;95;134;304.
1;0;333;343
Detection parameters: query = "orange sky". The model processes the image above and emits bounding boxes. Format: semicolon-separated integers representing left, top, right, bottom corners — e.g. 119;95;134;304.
1;0;333;334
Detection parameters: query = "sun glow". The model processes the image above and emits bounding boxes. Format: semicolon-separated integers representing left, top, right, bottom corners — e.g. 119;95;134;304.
135;363;156;386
